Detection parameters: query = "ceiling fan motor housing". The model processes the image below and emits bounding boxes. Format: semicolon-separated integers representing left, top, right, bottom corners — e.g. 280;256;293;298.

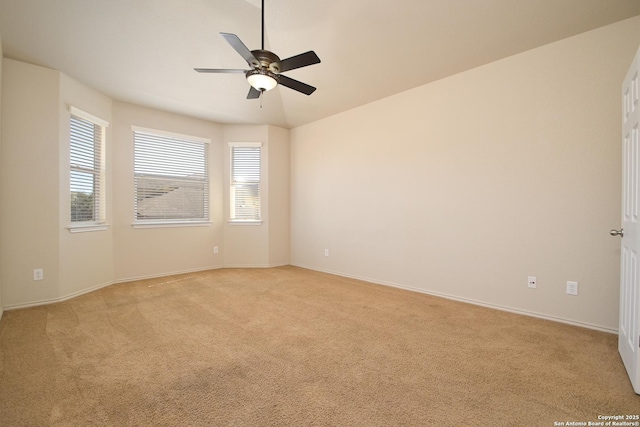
251;49;281;73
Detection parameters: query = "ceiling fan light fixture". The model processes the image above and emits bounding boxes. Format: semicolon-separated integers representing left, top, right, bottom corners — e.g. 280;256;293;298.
246;69;278;92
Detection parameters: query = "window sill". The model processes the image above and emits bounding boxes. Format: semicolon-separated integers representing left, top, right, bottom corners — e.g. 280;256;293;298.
227;220;263;226
133;221;212;229
67;224;110;233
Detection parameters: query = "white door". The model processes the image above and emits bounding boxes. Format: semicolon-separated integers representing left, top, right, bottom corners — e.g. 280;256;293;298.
618;45;640;394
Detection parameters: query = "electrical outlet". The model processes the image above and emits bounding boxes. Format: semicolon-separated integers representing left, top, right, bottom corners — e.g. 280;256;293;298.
566;281;578;296
528;276;537;289
214;246;219;254
33;269;44;281
324;249;329;257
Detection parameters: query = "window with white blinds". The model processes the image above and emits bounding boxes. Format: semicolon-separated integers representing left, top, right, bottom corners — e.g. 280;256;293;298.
230;142;262;222
70;109;107;224
134;127;210;224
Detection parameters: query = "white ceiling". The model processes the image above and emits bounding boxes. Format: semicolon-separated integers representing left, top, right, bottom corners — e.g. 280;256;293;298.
0;0;639;128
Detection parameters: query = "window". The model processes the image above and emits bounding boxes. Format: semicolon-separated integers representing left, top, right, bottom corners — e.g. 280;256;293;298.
229;142;262;222
69;107;107;227
133;127;210;226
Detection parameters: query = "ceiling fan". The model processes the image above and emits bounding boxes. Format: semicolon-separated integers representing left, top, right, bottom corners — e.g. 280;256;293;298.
194;0;321;99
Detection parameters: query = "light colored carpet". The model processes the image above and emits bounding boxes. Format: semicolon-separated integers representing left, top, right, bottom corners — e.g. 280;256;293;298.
0;266;637;426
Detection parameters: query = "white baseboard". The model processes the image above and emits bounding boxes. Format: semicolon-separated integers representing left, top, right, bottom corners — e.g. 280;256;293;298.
113;265;222;284
6;263;613;335
222;262;289;269
113;263;288;283
2;280;114;312
291;263;619;335
2;264;289;312
3;266;223;311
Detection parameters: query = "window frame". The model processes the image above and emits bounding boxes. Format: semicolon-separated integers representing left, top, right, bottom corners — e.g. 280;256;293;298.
67;106;109;233
228;142;263;225
132;126;211;229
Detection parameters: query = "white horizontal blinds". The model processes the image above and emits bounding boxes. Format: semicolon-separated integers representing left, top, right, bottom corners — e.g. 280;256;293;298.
230;144;261;220
134;130;209;222
70;114;103;223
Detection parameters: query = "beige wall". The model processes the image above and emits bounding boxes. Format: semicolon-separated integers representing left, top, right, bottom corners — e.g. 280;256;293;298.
1;59;61;307
222;124;270;267
221;124;291;268
291;17;640;332
1;60;114;308
268;125;291;266
112;102;225;281
58;73;113;298
0;36;3;319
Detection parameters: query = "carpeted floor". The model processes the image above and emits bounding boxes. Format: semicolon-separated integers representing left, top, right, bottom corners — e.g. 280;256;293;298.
0;266;638;426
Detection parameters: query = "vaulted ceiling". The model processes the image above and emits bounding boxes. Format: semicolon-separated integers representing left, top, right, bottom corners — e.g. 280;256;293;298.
0;0;638;128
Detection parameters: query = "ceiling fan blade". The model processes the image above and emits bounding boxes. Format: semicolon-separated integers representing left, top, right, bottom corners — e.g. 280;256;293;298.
278;74;316;95
194;68;247;73
247;86;261;99
220;32;260;68
278;51;321;73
